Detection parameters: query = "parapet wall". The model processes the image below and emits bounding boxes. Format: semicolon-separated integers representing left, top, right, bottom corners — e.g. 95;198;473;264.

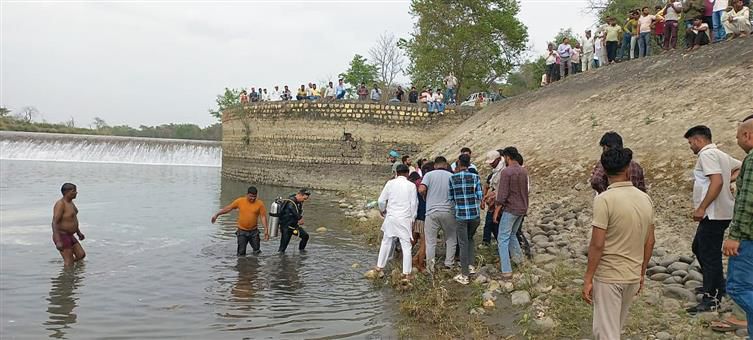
221;101;475;190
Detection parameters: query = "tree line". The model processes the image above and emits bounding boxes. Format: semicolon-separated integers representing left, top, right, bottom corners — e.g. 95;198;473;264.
1;107;221;141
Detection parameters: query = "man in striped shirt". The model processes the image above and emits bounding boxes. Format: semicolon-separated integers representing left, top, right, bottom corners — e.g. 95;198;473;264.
448;154;483;285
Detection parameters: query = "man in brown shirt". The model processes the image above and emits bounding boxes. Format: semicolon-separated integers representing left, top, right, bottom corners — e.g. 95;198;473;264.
582;147;655;340
590;132;647;193
493;147;529;279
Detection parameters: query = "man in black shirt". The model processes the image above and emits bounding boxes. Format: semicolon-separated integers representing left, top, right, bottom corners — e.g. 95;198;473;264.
408;86;419;103
278;188;312;253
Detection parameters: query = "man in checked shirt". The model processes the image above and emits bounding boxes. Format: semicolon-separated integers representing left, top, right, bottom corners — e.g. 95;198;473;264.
590;132;647;194
448;154;483;285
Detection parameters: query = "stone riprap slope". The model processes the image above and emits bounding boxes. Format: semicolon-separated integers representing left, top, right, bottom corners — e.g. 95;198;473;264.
426;38;753;254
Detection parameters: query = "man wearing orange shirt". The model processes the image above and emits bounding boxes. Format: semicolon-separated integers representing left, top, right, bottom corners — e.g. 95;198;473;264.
211;186;270;256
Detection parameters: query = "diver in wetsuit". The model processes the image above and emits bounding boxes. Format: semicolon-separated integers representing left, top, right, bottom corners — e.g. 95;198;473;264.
278;188;311;253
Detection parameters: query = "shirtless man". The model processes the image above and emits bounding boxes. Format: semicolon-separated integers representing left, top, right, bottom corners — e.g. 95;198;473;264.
52;183;85;267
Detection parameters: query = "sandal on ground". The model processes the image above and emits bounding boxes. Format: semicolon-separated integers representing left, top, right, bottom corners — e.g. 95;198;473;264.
710;320;746;332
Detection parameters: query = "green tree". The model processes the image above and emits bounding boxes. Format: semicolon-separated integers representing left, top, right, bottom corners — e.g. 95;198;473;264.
0;107;10;117
339;54;378;97
209;88;241;120
92;117;109;130
403;0;528;100
552;28;579;46
498;56;547;97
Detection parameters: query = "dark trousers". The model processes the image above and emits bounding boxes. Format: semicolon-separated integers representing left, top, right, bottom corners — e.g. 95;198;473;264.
279;225;309;252
663;20;679;49
456;218;480;276
605;41;618;63
692;218;730;304
237;228;260;256
685;30;710;48
483;210;499;244
516;217;532;259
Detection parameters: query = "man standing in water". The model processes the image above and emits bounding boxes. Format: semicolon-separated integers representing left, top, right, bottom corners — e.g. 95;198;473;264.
52;183;86;267
278;189;311;253
211;186;270;256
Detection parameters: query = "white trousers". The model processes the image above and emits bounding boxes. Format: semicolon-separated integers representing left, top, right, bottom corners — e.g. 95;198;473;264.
377;236;412;275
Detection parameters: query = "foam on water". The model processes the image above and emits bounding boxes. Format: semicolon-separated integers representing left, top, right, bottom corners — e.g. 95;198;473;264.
0;131;221;167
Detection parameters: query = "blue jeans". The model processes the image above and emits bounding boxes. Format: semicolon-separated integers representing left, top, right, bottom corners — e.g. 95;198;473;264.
727;240;753;337
638;32;651;57
497;212;524;273
712;10;726;42
336;91;345;100
621;33;632;60
428;102;436;112
445;88;455;104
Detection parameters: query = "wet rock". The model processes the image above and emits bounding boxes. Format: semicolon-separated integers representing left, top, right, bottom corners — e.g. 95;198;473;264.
316;227;328;232
511;290;531;306
474;274;489;284
679;255;694;264
363;269;383;279
541;216;555;224
655;331;673;340
531;317;556;333
647;266;667;275
651;273;672;281
664;286;696;302
667;262;689;272
659;255;681;267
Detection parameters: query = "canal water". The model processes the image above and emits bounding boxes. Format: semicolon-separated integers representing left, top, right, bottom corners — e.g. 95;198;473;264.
0;132;395;339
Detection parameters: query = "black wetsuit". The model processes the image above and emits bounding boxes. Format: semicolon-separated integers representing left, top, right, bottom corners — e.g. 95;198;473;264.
277;195;309;252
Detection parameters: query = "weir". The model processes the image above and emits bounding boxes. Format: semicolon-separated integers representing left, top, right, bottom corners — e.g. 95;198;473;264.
0;131;221;167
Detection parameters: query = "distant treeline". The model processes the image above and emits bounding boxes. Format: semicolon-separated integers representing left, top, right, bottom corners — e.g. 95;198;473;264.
0;115;221;141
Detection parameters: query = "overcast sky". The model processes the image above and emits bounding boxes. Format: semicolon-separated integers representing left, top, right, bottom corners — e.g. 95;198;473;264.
1;0;597;128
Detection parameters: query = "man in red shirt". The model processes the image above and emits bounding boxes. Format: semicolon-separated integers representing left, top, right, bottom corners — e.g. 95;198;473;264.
653;5;666;47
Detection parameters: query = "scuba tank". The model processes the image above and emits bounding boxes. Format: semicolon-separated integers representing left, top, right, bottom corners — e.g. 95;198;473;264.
268;198;282;237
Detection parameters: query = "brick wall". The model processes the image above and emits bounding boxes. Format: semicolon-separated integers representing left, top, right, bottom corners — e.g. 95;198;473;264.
221;101;475;190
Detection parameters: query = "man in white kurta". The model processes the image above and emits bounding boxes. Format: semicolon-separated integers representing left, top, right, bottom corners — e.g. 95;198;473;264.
375;164;418;276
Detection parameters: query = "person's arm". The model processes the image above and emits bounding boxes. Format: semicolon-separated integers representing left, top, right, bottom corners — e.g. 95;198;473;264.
638;224;656;294
694;174;723;221
51;201;64;250
447;177;456;205
724;158;753;256
212;200;238;223
260;204;270;240
481;184;489;210
590;163;608;193
633;162;647;193
582;226;606;304
409;186;418;220
378;182;390;217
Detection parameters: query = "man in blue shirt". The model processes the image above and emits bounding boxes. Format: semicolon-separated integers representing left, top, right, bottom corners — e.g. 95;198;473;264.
448;154;483;284
336;79;346;100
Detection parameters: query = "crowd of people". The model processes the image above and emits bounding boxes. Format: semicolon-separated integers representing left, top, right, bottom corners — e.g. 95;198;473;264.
366;115;753;338
236;73;463;113
543;0;751;85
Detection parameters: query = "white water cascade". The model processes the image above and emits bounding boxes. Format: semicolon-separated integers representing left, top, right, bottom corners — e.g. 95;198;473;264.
0;131;221;167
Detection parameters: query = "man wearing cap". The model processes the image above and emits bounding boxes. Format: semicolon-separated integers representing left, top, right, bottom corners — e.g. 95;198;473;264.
481;150;505;246
366;164;418;280
389;150;401;177
278;189;312;253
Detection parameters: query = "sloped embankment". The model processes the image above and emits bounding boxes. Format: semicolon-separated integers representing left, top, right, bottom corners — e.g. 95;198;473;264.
427;38;753;252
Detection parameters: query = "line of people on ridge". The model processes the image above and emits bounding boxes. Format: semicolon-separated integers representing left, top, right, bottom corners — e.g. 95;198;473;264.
543;0;751;85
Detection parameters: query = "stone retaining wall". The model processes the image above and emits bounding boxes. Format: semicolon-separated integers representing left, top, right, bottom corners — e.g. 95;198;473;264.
221;101;475;190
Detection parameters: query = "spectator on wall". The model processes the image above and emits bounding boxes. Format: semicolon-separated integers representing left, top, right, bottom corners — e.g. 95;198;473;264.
357;83;369;101
408;86;419;103
370;84;382;102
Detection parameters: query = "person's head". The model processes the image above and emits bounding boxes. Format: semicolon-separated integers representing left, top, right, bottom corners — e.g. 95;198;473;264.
600;147;633;180
312;84;317;89
274;86;279;90
411;86;416;91
684;125;713;154
300;84;305;90
563;37;570;44
295;188;311;202
61;183;77;199
585;29;592;38
734;0;743;9
460;147;472;156
485;149;501;168
457;154;471;169
402;155;412;166
433;156;448;169
408;171;421;183
608;17;616;25
360;82;365;87
736;114;753;153
436;87;442;93
246;186;258;202
388;150;400;163
395;164;410;177
693;16;703;26
398;85;403;90
338;79;344;84
655;5;662;11
308;82;313;88
263;88;267;93
328;81;333;87
373;83;378;89
642;6;650;15
548;43;555;51
250;87;255;91
421;161;435;175
575;42;581;48
501;147;523;166
417;158;427;168
284;85;289;90
599;131;624;151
